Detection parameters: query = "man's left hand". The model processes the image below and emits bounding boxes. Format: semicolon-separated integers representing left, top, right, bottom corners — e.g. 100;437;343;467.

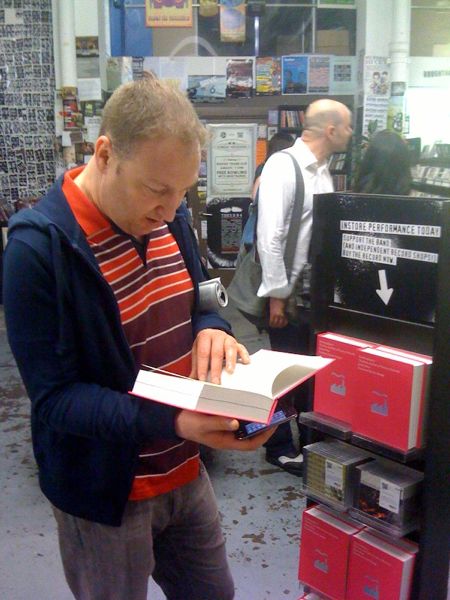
190;329;250;384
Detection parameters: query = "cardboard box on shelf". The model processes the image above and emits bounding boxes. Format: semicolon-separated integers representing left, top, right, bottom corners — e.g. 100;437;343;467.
316;30;350;56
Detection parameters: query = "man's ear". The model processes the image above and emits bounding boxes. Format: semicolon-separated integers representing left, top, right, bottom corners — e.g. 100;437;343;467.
95;135;113;172
325;124;336;143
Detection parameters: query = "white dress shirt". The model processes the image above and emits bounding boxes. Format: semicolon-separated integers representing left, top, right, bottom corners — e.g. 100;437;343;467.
256;138;333;299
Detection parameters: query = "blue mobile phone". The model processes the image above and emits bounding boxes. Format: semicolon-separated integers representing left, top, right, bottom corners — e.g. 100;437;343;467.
234;402;297;440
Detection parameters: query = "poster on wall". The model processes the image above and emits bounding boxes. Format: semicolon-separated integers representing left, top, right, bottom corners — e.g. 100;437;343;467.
142;57;187;89
364;56;389;97
362;96;389;137
187;75;226;102
282;55;308;94
206;123;257;197
226;59;253;98
330;56;356;94
387;82;406;134
76;36;99;78
205;197;251;269
145;0;193;28
62;94;82;130
77;78;102;102
255;57;281;95
220;0;246;43
308;55;330;94
362;57;390;136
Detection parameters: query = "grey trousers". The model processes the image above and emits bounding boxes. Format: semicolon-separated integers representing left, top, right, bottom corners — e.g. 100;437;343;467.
52;463;234;600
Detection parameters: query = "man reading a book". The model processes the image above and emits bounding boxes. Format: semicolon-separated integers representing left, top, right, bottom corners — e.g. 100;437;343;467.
3;77;275;600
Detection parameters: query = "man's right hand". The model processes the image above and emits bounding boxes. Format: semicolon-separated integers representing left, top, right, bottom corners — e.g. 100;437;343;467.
269;297;288;328
174;410;276;450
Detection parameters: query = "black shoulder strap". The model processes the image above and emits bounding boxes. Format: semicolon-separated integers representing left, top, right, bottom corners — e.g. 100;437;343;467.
281;151;305;283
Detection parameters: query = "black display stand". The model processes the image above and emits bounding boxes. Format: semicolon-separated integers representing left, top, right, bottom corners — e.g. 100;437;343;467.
305;192;450;599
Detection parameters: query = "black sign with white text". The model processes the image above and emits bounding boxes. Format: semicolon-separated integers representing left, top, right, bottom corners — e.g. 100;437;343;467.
312;193;447;325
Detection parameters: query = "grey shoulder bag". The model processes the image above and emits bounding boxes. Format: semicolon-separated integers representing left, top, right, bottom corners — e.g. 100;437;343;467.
227;151;304;328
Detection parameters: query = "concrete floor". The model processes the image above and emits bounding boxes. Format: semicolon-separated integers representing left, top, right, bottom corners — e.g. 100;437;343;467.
0;301;306;600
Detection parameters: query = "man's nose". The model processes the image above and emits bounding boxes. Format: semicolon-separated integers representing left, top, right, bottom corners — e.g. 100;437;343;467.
156;193;184;222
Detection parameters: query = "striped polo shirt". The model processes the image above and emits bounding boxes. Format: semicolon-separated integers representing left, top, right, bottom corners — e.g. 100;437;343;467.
63;166;199;500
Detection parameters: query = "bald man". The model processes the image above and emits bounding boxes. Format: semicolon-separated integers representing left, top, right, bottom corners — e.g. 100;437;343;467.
256;99;353;474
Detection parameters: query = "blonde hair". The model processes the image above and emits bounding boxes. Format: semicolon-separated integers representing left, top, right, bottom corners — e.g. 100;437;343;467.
100;77;207;159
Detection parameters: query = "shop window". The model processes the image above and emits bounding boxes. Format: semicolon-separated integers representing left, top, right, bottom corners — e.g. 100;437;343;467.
198;2;316;57
410;1;450;56
316;8;356;56
110;0;356;58
110;1;153;57
258;6;314;56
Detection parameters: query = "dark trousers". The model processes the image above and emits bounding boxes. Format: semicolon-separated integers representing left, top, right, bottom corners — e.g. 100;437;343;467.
53;463;234;600
264;318;312;458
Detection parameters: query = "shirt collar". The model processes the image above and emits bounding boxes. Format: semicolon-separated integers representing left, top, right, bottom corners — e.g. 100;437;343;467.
63;166;150;247
293;138;329;175
63;166;110;237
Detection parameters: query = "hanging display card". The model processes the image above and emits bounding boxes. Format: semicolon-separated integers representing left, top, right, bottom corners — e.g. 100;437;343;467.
220;0;246;43
145;0;193;28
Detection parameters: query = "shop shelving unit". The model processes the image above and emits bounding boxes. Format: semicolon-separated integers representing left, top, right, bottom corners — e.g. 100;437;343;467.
411;157;450;200
301;192;450;599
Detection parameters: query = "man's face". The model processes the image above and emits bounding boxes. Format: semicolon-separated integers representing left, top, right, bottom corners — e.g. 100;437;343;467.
331;109;353;152
96;136;200;238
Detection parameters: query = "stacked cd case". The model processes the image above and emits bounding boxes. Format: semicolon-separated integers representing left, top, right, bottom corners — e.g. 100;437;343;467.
303;440;373;510
350;459;424;536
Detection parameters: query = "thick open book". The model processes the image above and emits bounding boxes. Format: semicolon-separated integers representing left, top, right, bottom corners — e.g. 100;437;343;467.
131;349;334;424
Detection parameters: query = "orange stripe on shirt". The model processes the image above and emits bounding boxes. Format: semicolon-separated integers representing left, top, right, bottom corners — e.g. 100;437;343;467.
118;271;190;312
100;248;139;275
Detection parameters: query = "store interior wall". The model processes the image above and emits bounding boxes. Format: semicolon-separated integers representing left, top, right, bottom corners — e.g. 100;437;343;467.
1;0;450;206
0;0;56;205
74;0;450;152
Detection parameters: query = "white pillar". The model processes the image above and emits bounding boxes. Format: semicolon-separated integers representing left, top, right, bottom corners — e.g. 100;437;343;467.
97;0;110;93
58;0;77;88
387;0;411;133
389;0;411;85
51;0;61;90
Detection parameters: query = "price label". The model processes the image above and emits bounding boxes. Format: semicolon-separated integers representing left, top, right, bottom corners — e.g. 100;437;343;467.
325;459;343;490
379;480;401;514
